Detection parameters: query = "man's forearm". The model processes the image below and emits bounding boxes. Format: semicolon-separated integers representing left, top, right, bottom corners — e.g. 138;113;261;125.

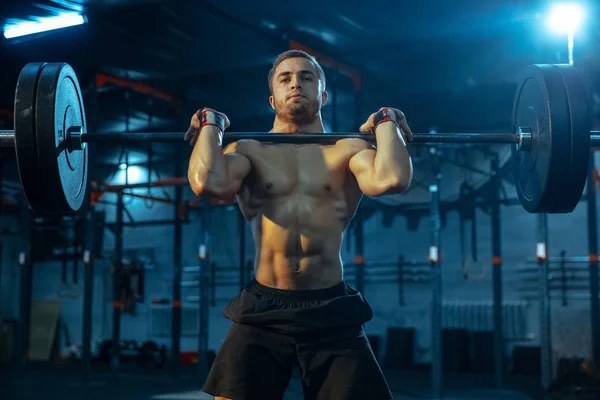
373;121;413;188
188;126;231;195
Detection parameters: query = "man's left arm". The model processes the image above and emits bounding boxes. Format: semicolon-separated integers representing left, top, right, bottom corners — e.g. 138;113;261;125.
348;107;413;197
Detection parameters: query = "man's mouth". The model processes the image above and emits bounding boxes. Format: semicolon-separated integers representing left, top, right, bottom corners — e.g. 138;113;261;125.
288;93;304;100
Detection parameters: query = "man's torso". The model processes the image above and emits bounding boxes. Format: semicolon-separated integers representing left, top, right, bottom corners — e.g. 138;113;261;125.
231;139;367;289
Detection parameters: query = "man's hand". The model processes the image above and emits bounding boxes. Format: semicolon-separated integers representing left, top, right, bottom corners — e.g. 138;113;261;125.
359;107;413;142
184;107;231;146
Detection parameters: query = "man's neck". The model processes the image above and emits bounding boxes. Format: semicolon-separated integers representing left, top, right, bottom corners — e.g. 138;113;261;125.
270;115;325;134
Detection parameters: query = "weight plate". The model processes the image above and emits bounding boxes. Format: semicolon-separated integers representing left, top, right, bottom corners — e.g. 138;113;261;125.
554;64;591;212
35;63;88;214
14;62;47;213
512;64;571;213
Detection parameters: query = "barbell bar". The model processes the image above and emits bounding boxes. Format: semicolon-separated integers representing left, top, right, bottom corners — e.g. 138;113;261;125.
5;129;600;147
0;130;556;145
1;61;597;216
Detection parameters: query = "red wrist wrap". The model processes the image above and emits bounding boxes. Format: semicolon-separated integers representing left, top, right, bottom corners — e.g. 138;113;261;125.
199;109;225;133
372;107;399;134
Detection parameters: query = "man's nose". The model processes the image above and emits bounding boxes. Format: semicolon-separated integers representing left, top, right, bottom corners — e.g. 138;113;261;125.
290;75;302;88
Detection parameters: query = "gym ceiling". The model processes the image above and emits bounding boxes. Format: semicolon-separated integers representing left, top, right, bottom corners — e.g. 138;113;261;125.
0;0;599;206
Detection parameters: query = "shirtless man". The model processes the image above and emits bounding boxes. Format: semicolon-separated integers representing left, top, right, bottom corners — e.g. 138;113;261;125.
186;49;413;400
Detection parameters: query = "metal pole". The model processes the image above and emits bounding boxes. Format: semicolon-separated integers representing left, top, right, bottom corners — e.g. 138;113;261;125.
568;31;574;66
81;206;97;378
537;213;552;390
17;206;33;368
490;155;504;388
197;198;210;382
471;200;478;262
171;145;183;373
210;261;216;307
354;209;365;295
398;255;405;306
75;131;523;145
17;248;32;367
429;146;443;399
586;155;600;364
81;249;94;377
111;190;124;370
239;210;246;291
7;130;600;146
560;251;568;307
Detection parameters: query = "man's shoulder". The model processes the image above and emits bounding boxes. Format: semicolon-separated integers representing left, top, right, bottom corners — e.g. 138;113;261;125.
223;139;260;155
335;138;374;152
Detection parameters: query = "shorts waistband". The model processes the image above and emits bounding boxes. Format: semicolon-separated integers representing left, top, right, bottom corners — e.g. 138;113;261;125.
246;278;348;300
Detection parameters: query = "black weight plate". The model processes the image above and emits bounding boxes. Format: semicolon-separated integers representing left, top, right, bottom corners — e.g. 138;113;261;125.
512;64;571;213
554;64;591;212
14;62;47;213
35;63;88;214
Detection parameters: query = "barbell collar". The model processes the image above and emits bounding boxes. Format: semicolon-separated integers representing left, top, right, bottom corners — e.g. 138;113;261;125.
516;126;532;152
0;131;14;147
68;126;85;151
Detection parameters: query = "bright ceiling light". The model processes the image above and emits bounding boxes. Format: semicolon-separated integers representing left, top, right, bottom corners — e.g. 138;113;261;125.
3;13;86;39
547;3;584;34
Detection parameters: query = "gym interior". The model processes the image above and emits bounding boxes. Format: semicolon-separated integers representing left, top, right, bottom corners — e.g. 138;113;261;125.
1;1;600;399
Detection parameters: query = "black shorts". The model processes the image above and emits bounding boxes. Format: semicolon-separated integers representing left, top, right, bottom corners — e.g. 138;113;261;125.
203;278;392;400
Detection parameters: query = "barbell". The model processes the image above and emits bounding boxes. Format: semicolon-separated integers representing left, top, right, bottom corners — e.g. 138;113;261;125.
1;62;598;215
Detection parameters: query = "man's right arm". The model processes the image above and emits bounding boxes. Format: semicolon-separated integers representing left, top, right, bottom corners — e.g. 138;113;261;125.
187;120;251;200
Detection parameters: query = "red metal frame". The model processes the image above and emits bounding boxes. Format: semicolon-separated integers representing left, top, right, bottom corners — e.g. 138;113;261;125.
90;177;238;213
91;177;188;192
95;73;181;112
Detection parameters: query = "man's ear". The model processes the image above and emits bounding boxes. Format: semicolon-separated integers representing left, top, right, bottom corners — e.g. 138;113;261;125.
269;95;275;110
321;91;328;106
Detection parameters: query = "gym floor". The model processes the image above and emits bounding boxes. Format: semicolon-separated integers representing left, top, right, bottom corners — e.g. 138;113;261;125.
2;363;550;400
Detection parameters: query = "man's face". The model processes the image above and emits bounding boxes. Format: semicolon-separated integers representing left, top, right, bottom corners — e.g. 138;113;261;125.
269;57;328;124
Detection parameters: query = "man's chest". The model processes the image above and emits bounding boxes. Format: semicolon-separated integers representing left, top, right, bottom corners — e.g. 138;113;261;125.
242;144;354;196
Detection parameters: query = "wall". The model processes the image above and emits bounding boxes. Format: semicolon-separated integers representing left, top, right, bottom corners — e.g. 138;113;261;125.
359;187;596;366
0;157;597;370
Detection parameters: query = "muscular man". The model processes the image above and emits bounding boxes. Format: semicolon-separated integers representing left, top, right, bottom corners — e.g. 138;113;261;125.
186;49;413;400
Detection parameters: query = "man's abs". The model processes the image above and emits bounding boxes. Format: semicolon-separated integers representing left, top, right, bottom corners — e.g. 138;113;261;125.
250;195;347;289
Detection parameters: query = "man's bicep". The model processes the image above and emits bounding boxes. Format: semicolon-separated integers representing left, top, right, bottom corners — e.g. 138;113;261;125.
348;149;378;195
224;153;251;184
223;141;252;188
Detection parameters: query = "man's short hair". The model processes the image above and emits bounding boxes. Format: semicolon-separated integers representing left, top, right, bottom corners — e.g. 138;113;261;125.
268;50;326;94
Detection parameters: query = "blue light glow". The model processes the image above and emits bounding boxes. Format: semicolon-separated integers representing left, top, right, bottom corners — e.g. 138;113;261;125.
3;13;86;39
112;166;147;185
